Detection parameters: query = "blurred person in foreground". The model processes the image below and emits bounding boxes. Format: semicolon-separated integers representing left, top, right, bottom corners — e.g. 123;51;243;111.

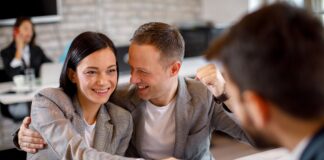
205;2;324;160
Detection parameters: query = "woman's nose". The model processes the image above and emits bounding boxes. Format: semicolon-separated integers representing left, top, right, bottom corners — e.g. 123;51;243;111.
97;74;109;85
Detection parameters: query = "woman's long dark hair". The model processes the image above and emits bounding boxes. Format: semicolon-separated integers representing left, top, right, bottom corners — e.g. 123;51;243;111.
59;31;119;98
13;17;36;46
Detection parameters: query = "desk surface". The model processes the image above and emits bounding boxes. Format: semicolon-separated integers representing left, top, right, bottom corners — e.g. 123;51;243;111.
0;56;210;105
0;83;59;105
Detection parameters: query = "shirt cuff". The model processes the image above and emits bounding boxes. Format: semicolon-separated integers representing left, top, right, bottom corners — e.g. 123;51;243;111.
10;58;23;68
213;93;229;104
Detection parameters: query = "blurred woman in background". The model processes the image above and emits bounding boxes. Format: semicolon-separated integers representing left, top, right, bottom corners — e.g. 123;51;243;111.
0;17;52;121
0;17;51;79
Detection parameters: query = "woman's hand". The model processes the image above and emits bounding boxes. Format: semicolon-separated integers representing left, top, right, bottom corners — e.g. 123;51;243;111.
14;32;24;59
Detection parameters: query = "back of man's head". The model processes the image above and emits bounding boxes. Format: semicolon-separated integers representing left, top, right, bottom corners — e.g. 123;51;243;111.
207;2;324;120
130;22;185;65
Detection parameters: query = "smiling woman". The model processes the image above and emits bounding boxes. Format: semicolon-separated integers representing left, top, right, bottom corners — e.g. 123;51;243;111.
25;32;138;160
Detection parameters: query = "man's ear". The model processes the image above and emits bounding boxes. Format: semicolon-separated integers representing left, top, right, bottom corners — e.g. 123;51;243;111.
242;90;270;129
169;61;181;76
67;68;77;83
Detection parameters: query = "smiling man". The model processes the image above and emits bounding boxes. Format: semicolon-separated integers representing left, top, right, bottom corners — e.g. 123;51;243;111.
109;22;254;159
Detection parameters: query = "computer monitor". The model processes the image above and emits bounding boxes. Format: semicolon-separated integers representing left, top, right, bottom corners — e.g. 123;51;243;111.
180;27;225;57
116;46;130;75
0;0;62;25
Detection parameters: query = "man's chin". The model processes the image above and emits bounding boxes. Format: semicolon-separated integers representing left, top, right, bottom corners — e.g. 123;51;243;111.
136;91;149;100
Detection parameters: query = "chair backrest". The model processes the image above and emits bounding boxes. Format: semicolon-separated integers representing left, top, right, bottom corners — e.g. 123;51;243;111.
40;62;63;85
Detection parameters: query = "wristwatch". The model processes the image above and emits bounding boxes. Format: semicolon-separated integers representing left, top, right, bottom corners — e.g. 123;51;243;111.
213;92;229;104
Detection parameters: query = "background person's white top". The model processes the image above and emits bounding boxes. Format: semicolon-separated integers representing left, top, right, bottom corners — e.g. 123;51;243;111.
139;98;176;159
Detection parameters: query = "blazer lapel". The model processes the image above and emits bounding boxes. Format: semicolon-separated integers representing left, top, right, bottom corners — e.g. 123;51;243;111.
173;77;192;158
93;104;113;152
70;96;114;152
71;97;85;136
130;91;146;155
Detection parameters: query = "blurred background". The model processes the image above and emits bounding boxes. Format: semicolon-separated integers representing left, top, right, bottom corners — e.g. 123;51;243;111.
1;0;323;65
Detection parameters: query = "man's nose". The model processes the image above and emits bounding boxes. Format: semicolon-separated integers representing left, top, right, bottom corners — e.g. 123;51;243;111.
130;72;141;84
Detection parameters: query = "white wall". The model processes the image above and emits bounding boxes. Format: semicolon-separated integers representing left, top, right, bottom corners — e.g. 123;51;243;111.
201;0;249;27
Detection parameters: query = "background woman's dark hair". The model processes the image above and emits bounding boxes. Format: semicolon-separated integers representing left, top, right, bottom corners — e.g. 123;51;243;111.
14;17;36;45
59;31;119;98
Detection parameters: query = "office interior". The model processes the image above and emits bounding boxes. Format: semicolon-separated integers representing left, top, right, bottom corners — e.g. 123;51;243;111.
0;0;323;159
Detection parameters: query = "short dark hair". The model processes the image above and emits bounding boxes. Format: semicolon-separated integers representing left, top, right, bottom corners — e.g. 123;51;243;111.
14;17;36;45
206;3;324;119
60;31;118;98
131;22;185;66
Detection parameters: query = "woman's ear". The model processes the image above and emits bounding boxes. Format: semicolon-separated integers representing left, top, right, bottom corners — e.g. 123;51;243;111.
242;90;270;129
67;68;77;83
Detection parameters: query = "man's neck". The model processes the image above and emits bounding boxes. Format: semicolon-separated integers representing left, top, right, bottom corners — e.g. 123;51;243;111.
276;116;324;151
150;78;178;106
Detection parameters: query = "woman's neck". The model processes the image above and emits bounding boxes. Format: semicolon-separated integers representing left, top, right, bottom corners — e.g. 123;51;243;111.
77;95;101;125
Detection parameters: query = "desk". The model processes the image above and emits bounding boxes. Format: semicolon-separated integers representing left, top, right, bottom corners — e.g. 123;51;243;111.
0;82;13;94
0;83;59;105
0;56;210;105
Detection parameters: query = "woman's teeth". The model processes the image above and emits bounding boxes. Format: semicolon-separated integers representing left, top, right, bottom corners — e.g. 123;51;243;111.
94;89;108;93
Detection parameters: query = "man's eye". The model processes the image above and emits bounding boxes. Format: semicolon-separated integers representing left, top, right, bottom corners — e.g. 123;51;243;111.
140;70;149;75
108;69;116;73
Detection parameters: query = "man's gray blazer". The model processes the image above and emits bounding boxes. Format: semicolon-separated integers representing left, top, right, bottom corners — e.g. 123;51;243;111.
111;76;253;160
27;88;137;160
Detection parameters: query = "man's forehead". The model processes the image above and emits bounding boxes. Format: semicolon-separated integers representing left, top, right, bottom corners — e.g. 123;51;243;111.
130;42;161;52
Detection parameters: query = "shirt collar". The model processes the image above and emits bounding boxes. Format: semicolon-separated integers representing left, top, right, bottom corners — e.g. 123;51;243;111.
290;136;311;160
